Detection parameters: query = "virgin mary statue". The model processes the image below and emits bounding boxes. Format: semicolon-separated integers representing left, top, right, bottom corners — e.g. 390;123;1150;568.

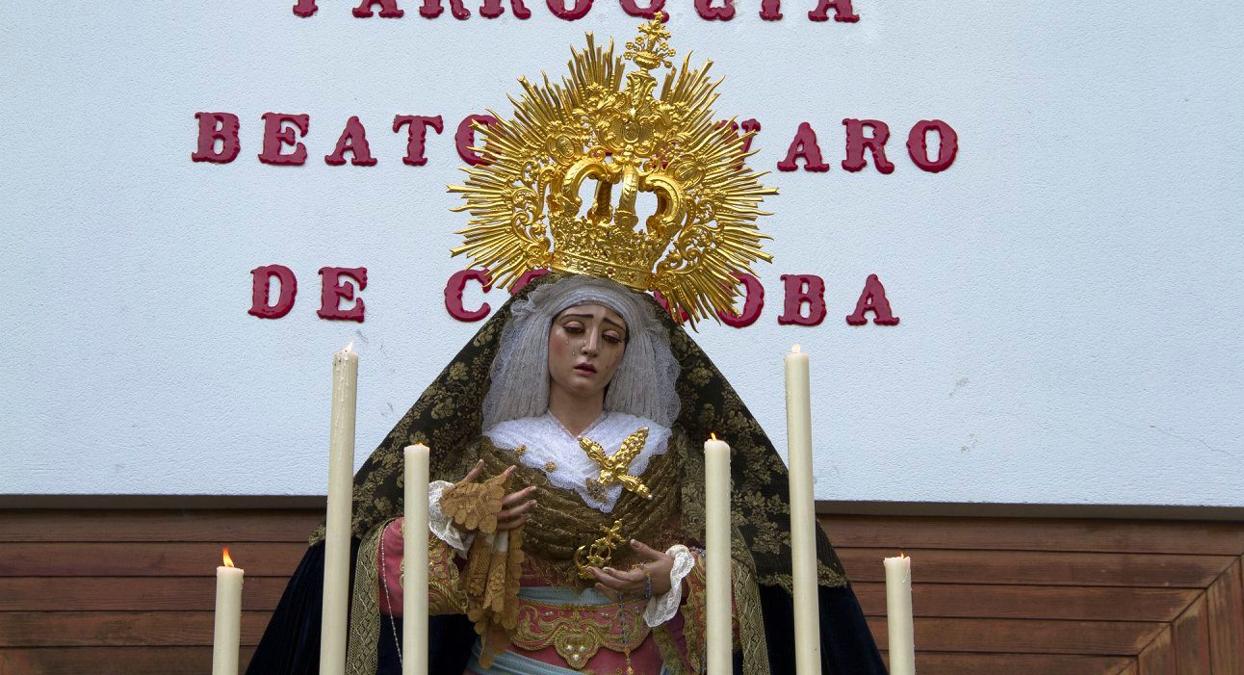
247;17;886;675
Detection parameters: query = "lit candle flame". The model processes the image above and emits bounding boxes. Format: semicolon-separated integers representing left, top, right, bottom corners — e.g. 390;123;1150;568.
222;547;235;567
791;344;801;353
344;341;354;353
710;432;718;441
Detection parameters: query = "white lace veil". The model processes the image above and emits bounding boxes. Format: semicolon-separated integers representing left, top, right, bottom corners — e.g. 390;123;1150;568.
481;275;681;430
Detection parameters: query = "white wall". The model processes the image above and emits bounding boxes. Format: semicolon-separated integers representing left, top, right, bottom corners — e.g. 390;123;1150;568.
2;1;1241;505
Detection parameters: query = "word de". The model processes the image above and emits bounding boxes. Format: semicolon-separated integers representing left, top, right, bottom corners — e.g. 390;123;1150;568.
249;265;368;322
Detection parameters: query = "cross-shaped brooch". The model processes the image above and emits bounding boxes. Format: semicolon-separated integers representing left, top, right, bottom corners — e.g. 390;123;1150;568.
579;427;653;500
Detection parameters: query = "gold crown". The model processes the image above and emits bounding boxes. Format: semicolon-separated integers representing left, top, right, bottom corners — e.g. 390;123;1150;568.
449;15;776;323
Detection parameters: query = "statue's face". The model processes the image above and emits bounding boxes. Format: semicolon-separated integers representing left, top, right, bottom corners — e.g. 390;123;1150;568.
548;303;627;399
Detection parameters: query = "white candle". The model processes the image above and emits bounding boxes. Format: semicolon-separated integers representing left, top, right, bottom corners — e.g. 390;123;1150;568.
320;343;358;675
704;433;732;675
784;344;821;674
884;554;916;675
212;548;244;675
403;443;430;675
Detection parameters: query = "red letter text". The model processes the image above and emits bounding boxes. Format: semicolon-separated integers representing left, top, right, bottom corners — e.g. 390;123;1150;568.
249;265;298;319
445;269;493;321
907;119;958;173
258;113;310;166
845;273;899;325
778;274;827;326
192;112;241;164
777;122;829;172
318;267;368;322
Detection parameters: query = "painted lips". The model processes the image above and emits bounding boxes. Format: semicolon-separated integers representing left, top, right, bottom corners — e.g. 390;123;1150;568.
574;363;597;374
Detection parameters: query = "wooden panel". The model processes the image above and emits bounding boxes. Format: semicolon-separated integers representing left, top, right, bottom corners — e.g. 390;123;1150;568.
1171;594;1210;675
839;548;1231;588
866;617;1165;655
0;510;320;543
0;611;270;648
1206;558;1244;674
1137;627;1175;675
0;646;256;675
821;515;1244;555
0;577;287;611
1;505;1240;674
0;542;308;577
854;582;1198;621
886;651;1131;675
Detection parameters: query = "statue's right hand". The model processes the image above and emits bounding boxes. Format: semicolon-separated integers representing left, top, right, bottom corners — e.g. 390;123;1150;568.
454;461;537;532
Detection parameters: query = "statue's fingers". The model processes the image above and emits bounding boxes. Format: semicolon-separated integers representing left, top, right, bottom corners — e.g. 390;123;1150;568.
601;566;644;584
497;499;537;523
587;567;623;587
496;514;528;531
459;460;484;485
593;583;621;602
629;539;664;560
501;485;538;507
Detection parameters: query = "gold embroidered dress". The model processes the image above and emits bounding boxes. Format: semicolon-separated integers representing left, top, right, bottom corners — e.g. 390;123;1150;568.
377;412;729;673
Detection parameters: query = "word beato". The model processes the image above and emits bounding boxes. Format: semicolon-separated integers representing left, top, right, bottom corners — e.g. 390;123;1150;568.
192;113;957;174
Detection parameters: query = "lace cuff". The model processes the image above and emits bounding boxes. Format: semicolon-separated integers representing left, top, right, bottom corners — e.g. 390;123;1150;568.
428;480;473;553
643;544;695;627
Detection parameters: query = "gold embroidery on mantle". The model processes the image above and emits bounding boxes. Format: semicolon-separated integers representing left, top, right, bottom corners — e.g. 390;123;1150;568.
345;520;384;675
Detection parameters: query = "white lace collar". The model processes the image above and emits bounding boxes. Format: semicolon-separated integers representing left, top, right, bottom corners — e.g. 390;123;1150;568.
484;412;672;514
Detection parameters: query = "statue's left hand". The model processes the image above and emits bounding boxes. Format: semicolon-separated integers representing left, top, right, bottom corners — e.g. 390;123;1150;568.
588;539;675;600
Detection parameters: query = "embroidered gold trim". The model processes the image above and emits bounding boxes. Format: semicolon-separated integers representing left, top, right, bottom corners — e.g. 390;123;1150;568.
733;560;770;675
585;477;608;503
679;554;708;674
345;520;384;675
464;526;527;668
652;624;689;674
428;534;468;615
510;598;651;670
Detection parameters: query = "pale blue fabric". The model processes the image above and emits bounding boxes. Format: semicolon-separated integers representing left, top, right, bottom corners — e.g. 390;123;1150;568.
467;641;582;675
517;585;613;605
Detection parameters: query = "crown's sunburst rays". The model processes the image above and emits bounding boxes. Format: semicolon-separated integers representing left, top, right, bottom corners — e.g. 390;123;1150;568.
448;15;776;324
